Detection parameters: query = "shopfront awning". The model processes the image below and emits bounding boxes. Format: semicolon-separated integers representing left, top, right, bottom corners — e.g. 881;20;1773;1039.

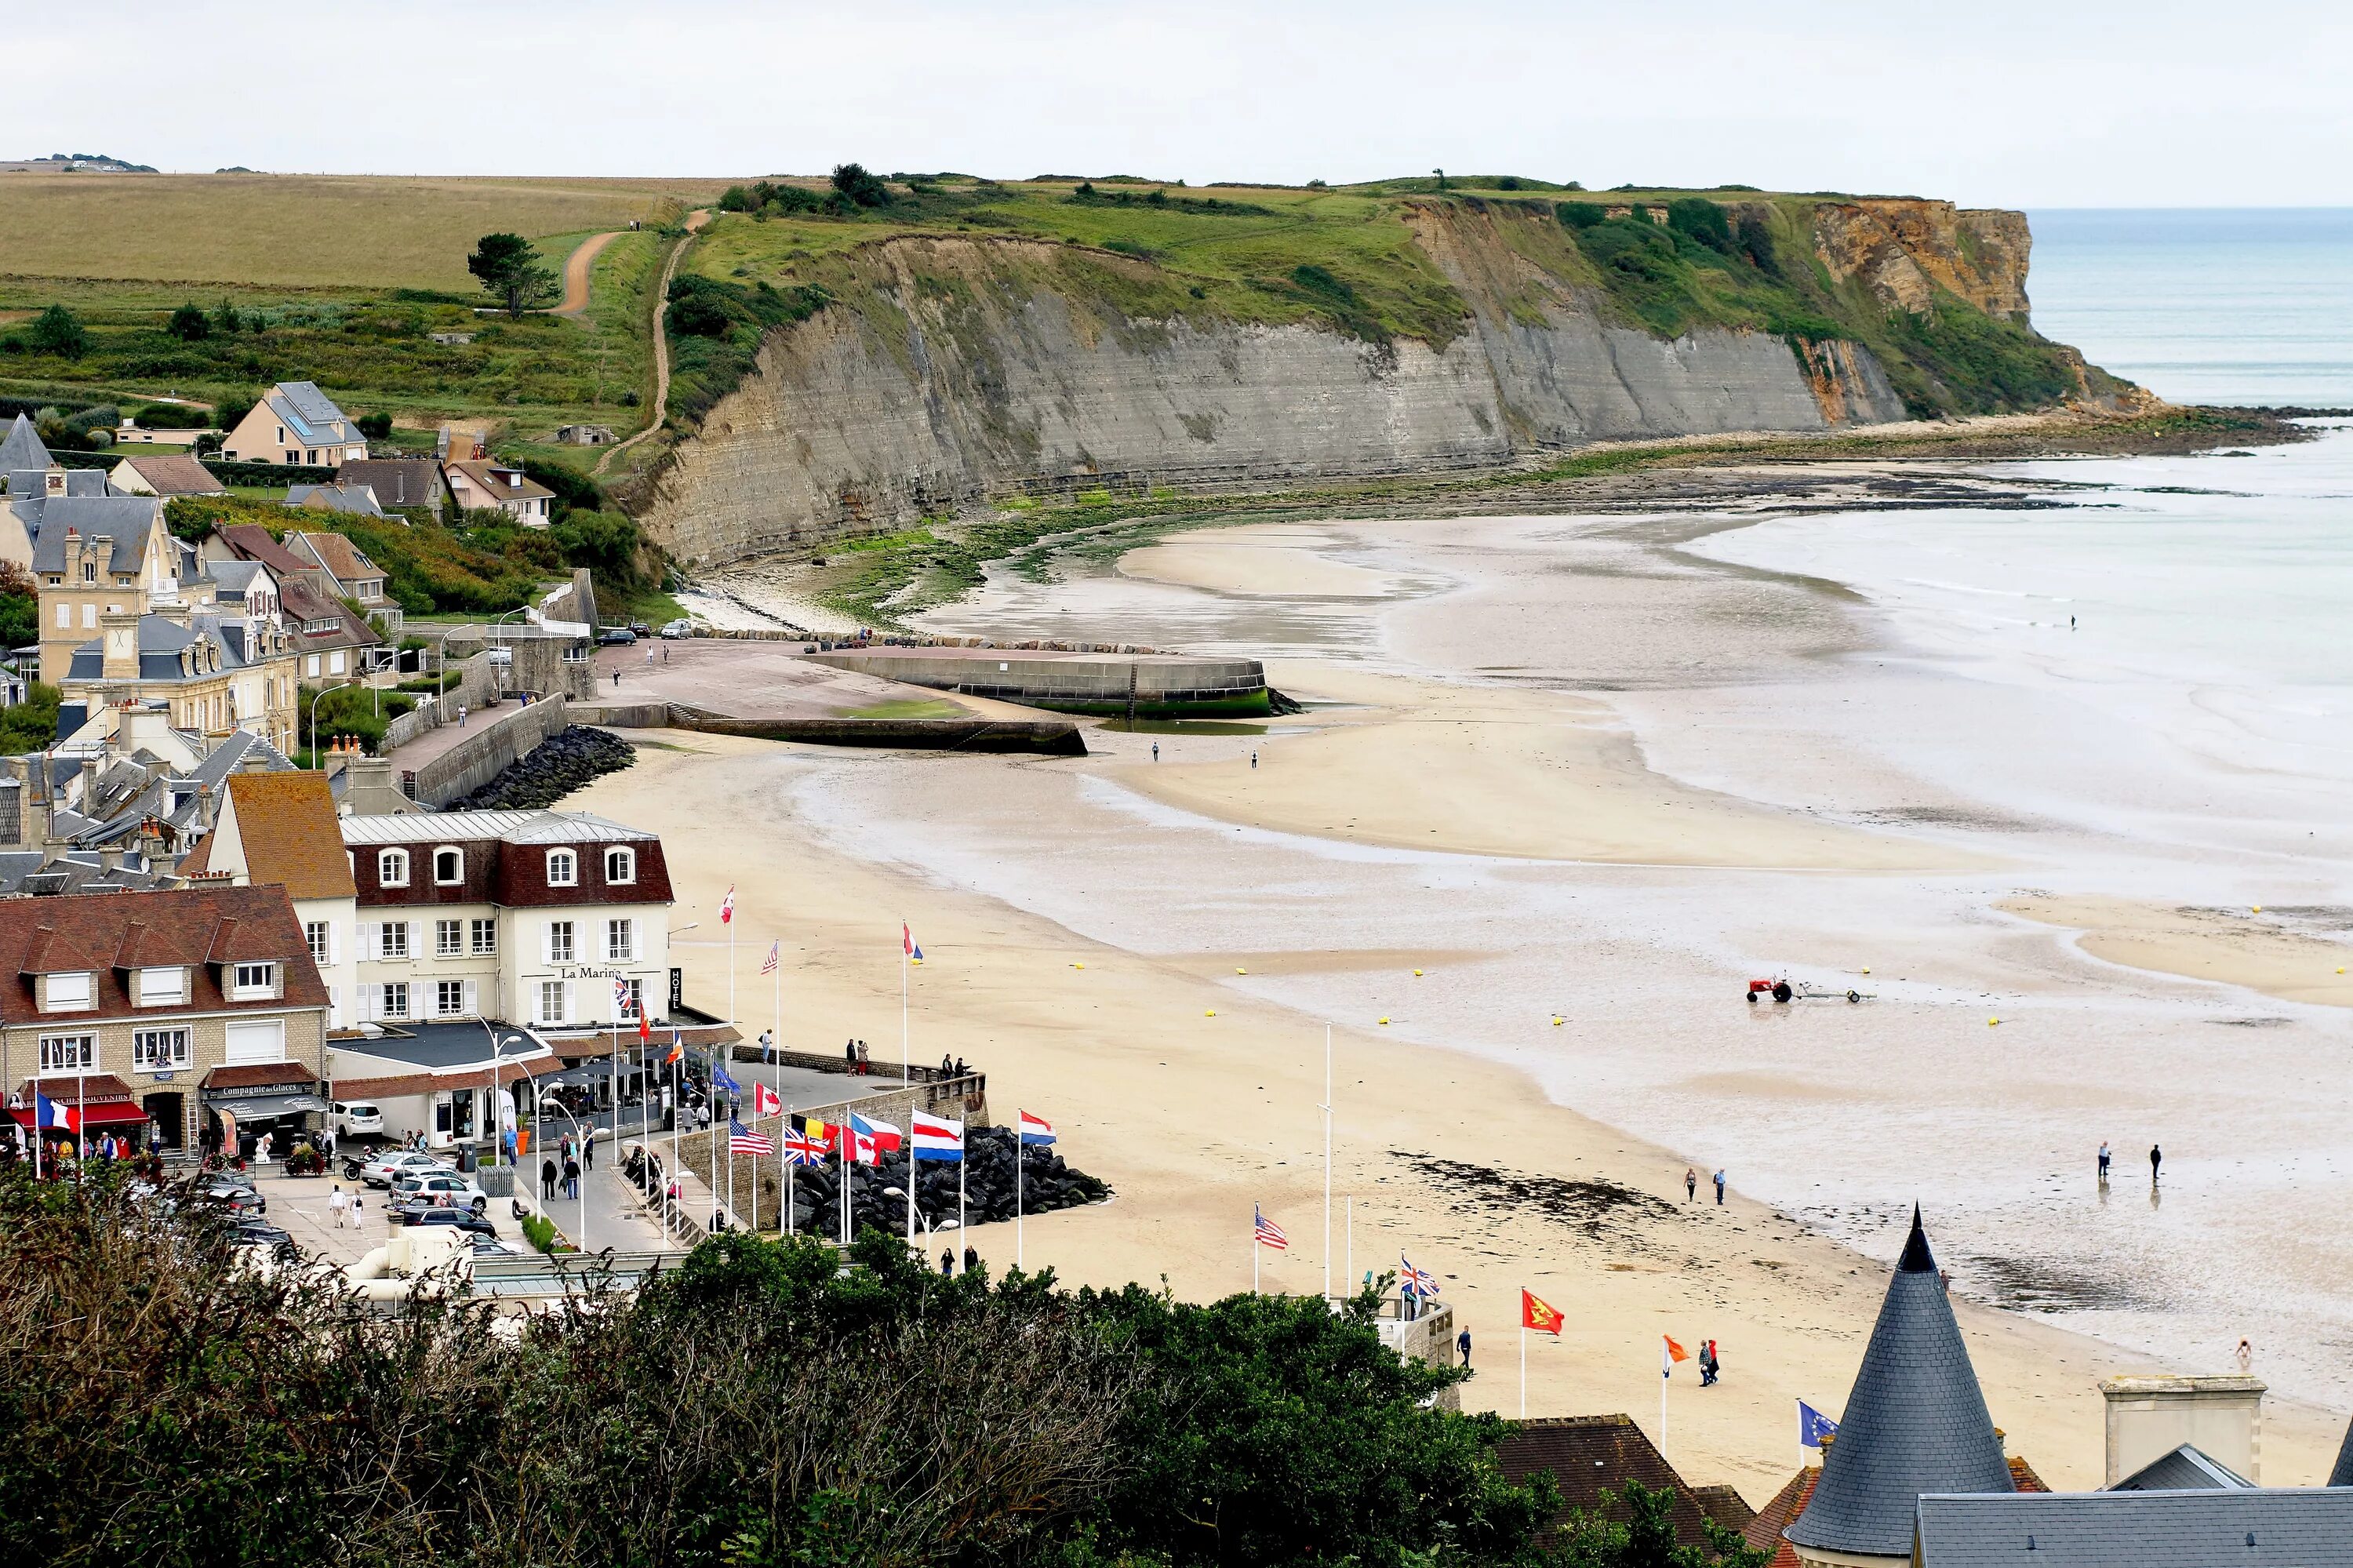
8;1101;149;1129
209;1093;327;1120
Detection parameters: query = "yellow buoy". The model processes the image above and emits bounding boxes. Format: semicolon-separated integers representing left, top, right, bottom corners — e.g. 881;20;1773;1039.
1551;1016;1563;1027
1072;962;1085;970
1988;1017;2000;1027
1378;1017;1390;1025
1861;967;1870;975
1235;966;1247;975
2253;905;2264;914
1205;1009;1217;1017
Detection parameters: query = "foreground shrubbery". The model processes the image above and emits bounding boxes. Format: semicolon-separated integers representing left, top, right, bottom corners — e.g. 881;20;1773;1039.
0;1171;1562;1567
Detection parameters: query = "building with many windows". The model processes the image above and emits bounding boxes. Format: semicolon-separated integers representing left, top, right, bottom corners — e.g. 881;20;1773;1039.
338;809;673;1035
179;770;358;1030
0;884;329;1154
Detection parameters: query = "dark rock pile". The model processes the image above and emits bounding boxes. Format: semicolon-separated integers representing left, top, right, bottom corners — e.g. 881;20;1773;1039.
449;726;633;810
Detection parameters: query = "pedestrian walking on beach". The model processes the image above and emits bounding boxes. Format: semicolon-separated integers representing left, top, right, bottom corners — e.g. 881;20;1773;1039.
1151;741;1159;762
2150;1144;2162;1182
1685;1167;1697;1203
329;1184;349;1228
1250;749;1258;769
541;1157;557;1200
2098;1141;2111;1181
1457;1327;1471;1368
1712;1169;1726;1206
1700;1338;1719;1386
2237;1338;2253;1374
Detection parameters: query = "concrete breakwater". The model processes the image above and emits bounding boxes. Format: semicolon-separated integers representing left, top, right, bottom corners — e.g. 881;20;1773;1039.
569;700;1089;756
802;646;1270;718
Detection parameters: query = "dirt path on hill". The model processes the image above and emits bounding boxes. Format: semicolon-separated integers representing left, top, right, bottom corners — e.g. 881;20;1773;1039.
551;229;621;317
597;209;708;476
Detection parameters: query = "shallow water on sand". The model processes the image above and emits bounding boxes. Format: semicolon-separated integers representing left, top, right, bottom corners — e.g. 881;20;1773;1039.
806;435;2353;1410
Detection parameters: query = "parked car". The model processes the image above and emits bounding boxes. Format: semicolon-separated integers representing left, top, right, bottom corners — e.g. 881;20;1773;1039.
195;1181;267;1215
660;620;692;639
333;1101;384;1139
395;1206;497;1238
595;628;636;646
360;1150;453;1189
231;1221;296;1253
467;1235;526;1258
391;1170;489;1213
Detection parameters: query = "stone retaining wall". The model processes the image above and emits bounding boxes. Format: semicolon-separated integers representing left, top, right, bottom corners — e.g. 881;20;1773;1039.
405;697;573;807
381;652;502;751
802;649;1265;715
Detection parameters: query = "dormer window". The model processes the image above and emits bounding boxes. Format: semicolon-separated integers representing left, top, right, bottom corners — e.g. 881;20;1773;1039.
433;847;464;884
42;972;93;1013
229;962;276;1001
136;966;187;1006
82;561;96;584
379;848;409;886
604;847;635;884
546;849;577;887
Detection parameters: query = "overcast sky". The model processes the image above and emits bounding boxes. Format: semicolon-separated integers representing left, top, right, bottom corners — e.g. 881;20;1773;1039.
13;1;2351;206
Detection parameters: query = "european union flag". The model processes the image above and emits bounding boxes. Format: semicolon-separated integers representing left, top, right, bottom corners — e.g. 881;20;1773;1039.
1798;1401;1840;1449
711;1062;742;1095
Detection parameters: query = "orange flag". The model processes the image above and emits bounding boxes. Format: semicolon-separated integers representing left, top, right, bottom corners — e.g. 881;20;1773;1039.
1521;1289;1564;1335
1663;1334;1690;1373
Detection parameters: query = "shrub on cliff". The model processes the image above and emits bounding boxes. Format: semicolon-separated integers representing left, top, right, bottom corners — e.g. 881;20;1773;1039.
1666;197;1734;255
830;161;893;208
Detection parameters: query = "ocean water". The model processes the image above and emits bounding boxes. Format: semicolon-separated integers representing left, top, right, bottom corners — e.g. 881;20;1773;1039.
2026;209;2353;409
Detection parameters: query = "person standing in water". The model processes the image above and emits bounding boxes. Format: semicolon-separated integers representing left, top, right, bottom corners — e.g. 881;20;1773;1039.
2149;1144;2162;1183
2098;1141;2111;1182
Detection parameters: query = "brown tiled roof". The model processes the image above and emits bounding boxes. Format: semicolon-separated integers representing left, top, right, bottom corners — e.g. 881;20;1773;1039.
202;1062;316;1090
0;885;328;1026
213;522;310;577
446;459;553;503
336;459;443;508
1742;1457;2046;1567
119;454;224;497
1495;1413;1747;1548
220;773;355;900
285;529;378;583
278;573;381;653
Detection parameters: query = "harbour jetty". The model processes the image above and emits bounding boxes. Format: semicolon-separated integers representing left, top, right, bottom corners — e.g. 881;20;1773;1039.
802;645;1273;718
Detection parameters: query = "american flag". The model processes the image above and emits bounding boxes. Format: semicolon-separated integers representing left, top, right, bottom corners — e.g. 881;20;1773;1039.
1253;1206;1288;1251
728;1118;773;1156
760;940;778;976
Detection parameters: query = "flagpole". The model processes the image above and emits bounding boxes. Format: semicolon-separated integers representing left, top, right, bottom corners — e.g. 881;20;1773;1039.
899;926;908;1082
1015;1124;1024;1271
1322;1022;1332;1303
1344;1196;1353;1297
1253;1213;1260;1295
957;1131;966;1263
668;1047;680;1244
1520;1327;1526;1419
838;1112;849;1246
784;1107;795;1237
1661;1341;1669;1452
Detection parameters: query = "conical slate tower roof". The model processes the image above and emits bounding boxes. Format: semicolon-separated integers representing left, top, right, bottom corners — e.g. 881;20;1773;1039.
1785;1207;2014;1558
0;413;51;477
2329;1413;2353;1487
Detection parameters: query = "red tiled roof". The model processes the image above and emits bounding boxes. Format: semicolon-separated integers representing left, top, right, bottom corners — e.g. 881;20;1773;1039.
213;522;310;577
1744;1457;2046;1566
0;886;329;1026
202;1062;317;1091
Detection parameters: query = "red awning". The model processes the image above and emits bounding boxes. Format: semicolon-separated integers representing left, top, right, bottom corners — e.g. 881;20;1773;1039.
6;1101;149;1130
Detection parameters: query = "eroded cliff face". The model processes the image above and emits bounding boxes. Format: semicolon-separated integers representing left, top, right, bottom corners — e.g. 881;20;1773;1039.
1813;200;2033;319
640;212;1955;568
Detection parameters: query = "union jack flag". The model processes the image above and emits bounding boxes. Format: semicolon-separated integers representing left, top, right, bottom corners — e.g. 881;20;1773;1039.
782;1126;830;1166
1401;1253;1439;1297
1253;1206;1288;1251
727;1118;773;1156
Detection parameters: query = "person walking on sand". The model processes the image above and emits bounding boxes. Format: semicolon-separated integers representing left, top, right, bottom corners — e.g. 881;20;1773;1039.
1712;1169;1726;1206
1251;749;1258;769
2150;1144;2162;1183
1151;741;1159;762
1700;1338;1719;1386
1685;1167;1697;1203
2098;1141;2111;1181
1458;1327;1472;1369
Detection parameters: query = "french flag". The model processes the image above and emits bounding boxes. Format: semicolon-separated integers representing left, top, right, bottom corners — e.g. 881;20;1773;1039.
35;1093;78;1133
1018;1111;1055;1147
902;922;922;962
911;1112;964;1162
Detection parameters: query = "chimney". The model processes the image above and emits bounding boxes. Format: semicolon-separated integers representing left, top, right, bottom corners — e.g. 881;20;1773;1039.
193;781;215;834
96;842;122;874
100;609;140;681
2100;1375;2264;1484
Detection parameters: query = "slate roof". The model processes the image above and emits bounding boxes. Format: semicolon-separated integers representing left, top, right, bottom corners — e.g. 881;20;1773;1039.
1912;1489;2353;1568
283;482;384;517
64;470;107;497
0;414;52;475
2330;1415;2353;1487
22;495;165;573
64;615;220;683
1495;1413;1754;1546
336;458;442;508
1784;1209;2015;1557
264;381;353;445
2108;1443;2253;1492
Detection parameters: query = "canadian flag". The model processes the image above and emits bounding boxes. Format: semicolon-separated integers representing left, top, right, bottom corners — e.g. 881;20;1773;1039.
720;886;735;925
751;1082;783;1119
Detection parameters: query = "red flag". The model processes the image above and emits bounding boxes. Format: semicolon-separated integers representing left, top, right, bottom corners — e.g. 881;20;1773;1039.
638;1010;650;1043
751;1082;782;1119
1522;1289;1563;1335
1663;1335;1689;1376
720;886;734;925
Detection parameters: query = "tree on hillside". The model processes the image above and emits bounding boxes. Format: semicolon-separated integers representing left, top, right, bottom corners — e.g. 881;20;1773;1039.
27;305;85;360
165;303;210;342
830;162;891;208
467;232;558;318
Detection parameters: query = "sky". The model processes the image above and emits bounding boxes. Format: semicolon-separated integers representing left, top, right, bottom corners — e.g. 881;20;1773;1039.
11;0;2352;207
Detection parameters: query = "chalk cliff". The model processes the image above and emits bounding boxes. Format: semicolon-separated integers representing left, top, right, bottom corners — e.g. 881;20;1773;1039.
637;196;2052;569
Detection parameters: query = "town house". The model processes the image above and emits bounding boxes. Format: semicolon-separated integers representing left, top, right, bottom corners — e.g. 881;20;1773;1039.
0;884;330;1154
340;809;673;1035
180;771;358;1030
218;380;369;467
442;458;555;526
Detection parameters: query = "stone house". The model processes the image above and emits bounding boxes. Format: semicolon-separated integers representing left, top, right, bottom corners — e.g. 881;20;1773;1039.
0;883;330;1154
21;492;180;681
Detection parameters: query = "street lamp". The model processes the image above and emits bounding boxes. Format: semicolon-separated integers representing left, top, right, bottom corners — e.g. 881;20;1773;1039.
490;607;531;697
479;1028;527;1167
537;1098;591;1255
306;679;355;771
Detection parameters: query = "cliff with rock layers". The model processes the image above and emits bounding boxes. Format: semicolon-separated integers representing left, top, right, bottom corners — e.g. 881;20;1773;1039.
637;188;2113;569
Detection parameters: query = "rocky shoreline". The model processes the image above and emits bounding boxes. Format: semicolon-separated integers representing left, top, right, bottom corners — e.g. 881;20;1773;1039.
447;726;635;811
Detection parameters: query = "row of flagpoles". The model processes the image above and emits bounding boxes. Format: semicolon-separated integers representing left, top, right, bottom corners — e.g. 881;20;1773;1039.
696;892;1061;1268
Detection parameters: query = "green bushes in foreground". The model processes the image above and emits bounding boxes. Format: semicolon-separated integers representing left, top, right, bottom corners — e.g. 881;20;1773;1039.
0;1172;1573;1567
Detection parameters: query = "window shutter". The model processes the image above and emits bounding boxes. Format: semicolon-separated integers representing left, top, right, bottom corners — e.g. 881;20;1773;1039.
563;980;575;1024
358;985;376;1022
407;921;420;960
462;979;477;1017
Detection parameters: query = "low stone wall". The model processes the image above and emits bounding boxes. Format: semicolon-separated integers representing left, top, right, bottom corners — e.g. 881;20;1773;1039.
380;652;502;751
573;701;1088;756
803;649;1266;716
405;697;573;807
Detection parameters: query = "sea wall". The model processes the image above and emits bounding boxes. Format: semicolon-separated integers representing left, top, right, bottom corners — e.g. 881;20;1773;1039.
405;696;572;808
638;231;1913;568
